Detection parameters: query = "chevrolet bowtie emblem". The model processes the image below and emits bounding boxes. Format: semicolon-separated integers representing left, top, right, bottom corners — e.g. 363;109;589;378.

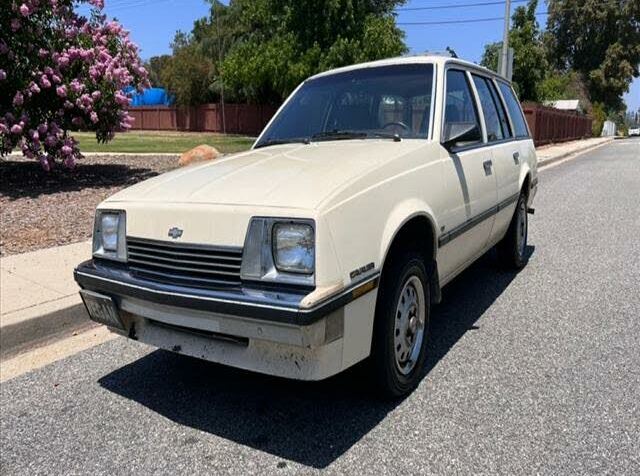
168;227;183;239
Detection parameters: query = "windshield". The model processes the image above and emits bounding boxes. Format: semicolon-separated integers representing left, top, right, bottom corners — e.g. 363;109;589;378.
255;64;434;148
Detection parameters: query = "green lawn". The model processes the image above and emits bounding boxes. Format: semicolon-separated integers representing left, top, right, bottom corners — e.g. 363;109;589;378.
74;131;255;154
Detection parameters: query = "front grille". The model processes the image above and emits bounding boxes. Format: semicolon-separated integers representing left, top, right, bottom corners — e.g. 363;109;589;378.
126;237;243;288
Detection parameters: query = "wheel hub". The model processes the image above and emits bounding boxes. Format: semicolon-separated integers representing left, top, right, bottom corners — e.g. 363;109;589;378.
394;276;426;375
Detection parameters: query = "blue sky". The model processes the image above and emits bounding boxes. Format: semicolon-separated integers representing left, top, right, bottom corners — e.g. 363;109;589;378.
90;0;639;111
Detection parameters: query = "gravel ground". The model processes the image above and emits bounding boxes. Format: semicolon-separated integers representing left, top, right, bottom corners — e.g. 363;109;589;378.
1;139;639;474
0;155;177;256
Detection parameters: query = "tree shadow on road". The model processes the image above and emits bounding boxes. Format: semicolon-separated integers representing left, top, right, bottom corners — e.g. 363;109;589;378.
99;246;534;468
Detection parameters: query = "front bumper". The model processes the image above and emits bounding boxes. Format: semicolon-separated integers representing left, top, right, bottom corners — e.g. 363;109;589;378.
74;259;379;380
74;259;377;326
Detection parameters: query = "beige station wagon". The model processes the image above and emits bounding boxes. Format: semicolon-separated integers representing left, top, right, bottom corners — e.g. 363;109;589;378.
75;55;538;397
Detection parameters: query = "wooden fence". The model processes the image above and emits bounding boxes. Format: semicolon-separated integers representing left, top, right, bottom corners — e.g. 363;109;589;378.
128;101;592;145
128;103;279;136
522;102;592;146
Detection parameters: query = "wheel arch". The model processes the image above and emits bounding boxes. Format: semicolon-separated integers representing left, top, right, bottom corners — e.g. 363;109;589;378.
378;208;441;304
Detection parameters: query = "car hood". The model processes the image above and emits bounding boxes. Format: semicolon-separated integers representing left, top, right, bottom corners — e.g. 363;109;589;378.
105;140;426;210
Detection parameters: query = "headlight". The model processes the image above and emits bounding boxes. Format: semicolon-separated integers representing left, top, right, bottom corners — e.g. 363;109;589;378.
93;210;127;262
273;223;314;274
241;218;314;286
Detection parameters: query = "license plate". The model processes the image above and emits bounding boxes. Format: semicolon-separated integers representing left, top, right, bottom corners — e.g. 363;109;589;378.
80;290;125;330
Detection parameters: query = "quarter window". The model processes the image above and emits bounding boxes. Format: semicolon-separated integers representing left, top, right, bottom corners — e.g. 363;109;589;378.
444;69;482;147
472;75;506;142
497;81;529;138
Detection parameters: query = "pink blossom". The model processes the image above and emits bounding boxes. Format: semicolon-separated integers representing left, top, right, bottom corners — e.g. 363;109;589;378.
45;135;57;147
5;0;148;169
70;79;84;93
13;92;24;106
40;155;51;172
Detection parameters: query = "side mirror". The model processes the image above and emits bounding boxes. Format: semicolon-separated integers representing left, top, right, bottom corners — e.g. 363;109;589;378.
442;123;481;150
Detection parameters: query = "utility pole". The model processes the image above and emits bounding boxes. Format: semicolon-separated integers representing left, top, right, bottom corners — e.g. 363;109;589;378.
214;1;226;134
500;0;511;78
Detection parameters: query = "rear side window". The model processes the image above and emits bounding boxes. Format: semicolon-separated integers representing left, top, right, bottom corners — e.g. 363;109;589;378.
487;79;512;138
444;69;482;146
497;82;529;138
472;75;506;142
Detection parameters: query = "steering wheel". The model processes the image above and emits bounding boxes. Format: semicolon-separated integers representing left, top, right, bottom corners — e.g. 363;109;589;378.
382;121;410;132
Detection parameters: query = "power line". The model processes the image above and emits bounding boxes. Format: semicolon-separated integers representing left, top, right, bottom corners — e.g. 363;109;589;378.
396;0;527;12
398;11;559;25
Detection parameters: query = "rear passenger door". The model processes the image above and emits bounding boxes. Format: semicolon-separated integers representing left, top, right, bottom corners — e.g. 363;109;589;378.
470;74;520;243
438;69;498;281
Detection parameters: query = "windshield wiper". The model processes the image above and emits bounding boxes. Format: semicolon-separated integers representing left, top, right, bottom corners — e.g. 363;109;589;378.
254;137;310;149
311;130;401;142
311;130;368;141
367;131;402;142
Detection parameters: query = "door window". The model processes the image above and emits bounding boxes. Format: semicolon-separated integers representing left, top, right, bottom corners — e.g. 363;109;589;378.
472;75;507;142
497;81;529;138
444;69;482;147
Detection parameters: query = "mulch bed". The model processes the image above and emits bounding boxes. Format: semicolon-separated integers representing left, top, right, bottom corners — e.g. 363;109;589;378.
0;155;178;256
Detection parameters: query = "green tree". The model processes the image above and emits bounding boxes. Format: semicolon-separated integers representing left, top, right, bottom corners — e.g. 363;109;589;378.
218;0;408;103
545;0;640;112
145;55;172;87
480;0;547;101
536;70;590;105
160;33;215;106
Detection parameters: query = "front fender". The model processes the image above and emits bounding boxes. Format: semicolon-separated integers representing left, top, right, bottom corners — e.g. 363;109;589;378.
378;199;438;269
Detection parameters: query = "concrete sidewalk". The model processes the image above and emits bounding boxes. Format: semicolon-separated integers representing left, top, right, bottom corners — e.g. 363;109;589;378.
536;136;612;166
1;241;94;358
0;136;615;358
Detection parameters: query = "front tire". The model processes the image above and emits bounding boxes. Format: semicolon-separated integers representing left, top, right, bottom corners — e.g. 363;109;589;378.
370;252;430;399
497;192;529;269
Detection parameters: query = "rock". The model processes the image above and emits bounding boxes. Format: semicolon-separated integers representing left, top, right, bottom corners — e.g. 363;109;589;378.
178;144;221;166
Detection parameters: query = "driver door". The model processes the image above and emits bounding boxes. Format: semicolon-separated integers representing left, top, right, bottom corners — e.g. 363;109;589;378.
437;68;498;282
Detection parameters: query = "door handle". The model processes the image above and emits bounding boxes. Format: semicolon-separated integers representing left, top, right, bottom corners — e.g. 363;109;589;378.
483;160;493;175
513;151;520;164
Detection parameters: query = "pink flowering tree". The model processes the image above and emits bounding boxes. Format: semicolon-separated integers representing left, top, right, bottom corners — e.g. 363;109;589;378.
0;0;148;170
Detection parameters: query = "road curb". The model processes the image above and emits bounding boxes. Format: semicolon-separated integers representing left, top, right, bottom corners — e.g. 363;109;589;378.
537;138;614;168
0;300;97;360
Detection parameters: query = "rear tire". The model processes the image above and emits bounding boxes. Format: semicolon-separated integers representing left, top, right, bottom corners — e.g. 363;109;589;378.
370;252;430;399
497;192;528;269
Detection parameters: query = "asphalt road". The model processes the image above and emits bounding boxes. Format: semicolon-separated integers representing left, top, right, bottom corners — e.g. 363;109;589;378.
2;138;639;475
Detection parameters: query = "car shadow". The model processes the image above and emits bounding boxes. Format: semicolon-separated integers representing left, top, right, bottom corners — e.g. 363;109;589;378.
98;246;534;468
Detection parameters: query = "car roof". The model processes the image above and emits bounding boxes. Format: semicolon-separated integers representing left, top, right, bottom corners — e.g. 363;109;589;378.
308;54;508;84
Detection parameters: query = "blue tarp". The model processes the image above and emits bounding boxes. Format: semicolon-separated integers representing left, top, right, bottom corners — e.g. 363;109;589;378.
124;87;174;106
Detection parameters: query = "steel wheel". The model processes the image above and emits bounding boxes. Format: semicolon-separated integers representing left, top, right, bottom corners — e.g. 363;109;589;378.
516;197;528;259
393;275;426;375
